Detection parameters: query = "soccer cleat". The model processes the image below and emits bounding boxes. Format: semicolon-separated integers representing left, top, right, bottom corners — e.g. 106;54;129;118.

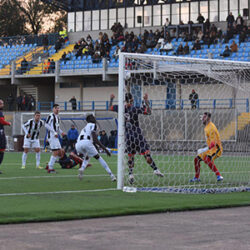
47;169;56;174
154;169;164;177
129;174;135;184
45;164;49;170
36;166;43;169
111;175;117;182
190;177;201;183
21;165;26;169
217;175;223;181
78;169;84;180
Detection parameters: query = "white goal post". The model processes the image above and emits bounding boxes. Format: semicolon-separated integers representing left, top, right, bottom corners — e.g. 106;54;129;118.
117;53;250;193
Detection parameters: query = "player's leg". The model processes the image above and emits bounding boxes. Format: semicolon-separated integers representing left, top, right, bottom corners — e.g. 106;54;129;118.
204;154;223;181
35;148;42;169
190;156;202;182
22;148;29;169
0;134;6;173
47;138;62;173
0;150;4;174
128;154;135;184
94;153;116;181
143;152;164;177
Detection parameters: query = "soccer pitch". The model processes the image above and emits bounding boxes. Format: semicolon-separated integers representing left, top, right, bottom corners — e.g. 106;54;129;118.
0;152;249;224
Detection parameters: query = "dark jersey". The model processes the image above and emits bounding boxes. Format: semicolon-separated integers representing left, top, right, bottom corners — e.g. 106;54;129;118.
0;111;4;130
59;154;76;169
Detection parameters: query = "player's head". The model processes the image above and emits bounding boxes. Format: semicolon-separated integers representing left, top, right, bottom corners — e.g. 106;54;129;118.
34;111;41;121
86;114;96;124
125;93;133;106
53;104;60;115
202;112;211;125
0;99;4;110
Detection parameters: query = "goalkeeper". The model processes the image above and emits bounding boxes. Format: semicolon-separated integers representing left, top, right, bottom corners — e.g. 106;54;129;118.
109;93;164;184
190;112;223;182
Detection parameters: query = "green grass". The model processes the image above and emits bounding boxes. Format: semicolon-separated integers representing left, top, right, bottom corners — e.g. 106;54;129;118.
0;152;249;224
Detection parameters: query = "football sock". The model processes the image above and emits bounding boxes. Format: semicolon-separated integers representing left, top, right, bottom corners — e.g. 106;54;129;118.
204;156;220;176
129;168;134;175
0;152;4;165
48;155;57;170
36;152;41;167
79;159;90;171
98;156;112;175
194;157;201;178
150;160;157;171
22;152;27;166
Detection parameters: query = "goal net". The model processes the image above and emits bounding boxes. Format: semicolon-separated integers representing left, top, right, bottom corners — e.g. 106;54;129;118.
117;53;250;194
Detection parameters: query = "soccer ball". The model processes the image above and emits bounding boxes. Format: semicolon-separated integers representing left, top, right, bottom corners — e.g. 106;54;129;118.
124;71;131;80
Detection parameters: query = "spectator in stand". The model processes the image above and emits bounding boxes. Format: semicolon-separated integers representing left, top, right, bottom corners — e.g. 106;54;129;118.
21;94;29;111
43;35;49;51
82;45;89;56
183;42;190;55
66;125;79;152
230;40;238;52
92;50;102;64
210;24;217;33
50;59;55;73
55;39;62;52
197;13;205;24
69;96;77;110
192;39;201;51
176;44;184;56
204;19;211;32
224;27;234;43
113;45;120;62
156;37;165;50
236;14;244;33
108;130;116;148
160;39;173;54
21;58;28;74
197;30;203;41
189;89;199;109
226;12;235;29
7;94;14;111
239;30;246;44
86;34;93;45
104;51;111;63
220;46;231;57
100;130;109;148
74;42;80;51
44;59;51;73
165;18;171;26
17;95;22;111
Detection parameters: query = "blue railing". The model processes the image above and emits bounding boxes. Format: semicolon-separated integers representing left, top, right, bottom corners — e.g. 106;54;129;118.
36;98;250;112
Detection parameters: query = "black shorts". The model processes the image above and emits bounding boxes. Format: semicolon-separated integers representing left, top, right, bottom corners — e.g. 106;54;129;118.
126;132;150;156
0;133;6;150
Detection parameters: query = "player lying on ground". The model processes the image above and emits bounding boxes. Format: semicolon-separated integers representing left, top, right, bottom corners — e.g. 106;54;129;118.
21;111;44;169
0;99;11;174
58;149;92;169
109;93;164;184
76;114;116;182
190;112;223;182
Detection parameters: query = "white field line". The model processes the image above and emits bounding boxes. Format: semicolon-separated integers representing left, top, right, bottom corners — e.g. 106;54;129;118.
0;174;108;180
0;188;117;197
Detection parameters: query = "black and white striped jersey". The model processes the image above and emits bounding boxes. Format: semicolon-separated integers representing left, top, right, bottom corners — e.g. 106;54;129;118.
45;113;63;139
22;119;44;140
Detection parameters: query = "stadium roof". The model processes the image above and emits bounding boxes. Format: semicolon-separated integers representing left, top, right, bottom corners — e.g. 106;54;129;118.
41;0;204;12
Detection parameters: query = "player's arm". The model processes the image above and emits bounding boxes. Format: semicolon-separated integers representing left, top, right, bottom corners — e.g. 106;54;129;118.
206;130;217;149
142;93;151;115
92;131;111;157
109;94;118;112
0;117;11;126
22;121;30;138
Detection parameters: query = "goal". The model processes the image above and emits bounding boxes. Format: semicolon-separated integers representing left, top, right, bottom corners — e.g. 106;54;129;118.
117;53;250;194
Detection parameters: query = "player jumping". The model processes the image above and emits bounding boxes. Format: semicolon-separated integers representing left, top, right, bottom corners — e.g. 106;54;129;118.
75;114;116;181
190;112;223;182
21;111;44;169
109;93;164;184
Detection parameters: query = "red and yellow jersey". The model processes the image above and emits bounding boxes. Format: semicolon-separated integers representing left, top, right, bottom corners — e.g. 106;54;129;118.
204;121;223;152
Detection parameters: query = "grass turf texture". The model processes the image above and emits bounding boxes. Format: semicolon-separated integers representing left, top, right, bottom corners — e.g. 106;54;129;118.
0;152;249;224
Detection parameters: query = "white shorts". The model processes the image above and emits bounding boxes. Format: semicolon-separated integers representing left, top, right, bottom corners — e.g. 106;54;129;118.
75;140;98;158
48;137;61;150
23;138;40;149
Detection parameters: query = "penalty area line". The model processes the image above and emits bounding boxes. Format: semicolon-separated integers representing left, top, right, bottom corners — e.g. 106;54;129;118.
0;188;117;197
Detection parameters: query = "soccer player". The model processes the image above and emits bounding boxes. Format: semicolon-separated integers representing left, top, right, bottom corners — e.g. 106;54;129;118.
21;111;44;169
0;99;11;174
45;104;65;173
76;114;116;181
58;149;91;169
109;93;164;184
190;112;223;182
